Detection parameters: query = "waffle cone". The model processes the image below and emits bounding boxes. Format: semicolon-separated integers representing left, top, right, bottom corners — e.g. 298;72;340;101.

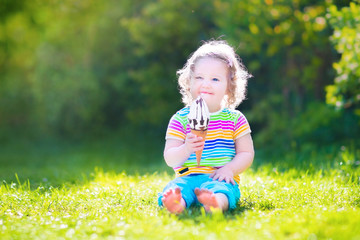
191;129;207;166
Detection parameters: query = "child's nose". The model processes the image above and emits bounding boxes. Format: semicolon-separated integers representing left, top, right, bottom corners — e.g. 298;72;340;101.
201;79;211;88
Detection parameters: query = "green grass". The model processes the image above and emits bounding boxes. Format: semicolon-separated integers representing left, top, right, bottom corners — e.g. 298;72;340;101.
1;136;360;239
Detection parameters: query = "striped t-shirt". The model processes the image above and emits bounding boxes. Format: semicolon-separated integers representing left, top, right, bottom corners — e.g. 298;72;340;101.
166;107;251;181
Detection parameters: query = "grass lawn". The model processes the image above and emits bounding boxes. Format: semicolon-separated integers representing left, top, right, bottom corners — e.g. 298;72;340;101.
0;135;359;239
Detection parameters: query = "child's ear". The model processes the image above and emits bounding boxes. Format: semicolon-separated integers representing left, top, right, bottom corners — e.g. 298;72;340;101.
226;76;232;95
225;83;231;95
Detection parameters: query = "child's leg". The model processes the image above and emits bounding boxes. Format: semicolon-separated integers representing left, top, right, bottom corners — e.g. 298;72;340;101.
196;176;240;212
158;176;198;214
161;188;186;214
195;188;228;212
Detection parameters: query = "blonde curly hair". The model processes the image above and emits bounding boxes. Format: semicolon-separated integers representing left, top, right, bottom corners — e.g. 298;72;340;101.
177;40;252;109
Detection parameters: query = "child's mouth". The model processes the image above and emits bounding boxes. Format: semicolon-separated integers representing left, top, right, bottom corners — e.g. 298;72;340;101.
200;92;212;95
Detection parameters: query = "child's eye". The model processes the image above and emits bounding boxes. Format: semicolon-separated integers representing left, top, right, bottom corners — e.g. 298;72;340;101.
195;76;203;80
212;78;220;82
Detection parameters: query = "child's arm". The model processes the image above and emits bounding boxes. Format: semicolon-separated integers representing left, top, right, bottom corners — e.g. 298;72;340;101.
210;133;254;184
164;133;204;167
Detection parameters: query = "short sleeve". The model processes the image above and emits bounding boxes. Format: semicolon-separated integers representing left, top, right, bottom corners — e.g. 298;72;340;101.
165;113;187;141
234;113;251;140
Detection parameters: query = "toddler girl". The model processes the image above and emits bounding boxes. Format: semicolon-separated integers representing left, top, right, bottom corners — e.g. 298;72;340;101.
158;40;254;214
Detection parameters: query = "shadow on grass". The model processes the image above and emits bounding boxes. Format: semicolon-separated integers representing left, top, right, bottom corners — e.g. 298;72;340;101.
0;132;168;189
253;141;360;174
171;195;275;221
2;132;359;190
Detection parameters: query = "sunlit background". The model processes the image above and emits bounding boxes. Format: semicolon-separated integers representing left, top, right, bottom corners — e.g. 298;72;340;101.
0;0;359;169
1;2;360;238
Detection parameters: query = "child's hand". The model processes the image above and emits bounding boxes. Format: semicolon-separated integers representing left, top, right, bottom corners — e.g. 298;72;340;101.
184;133;204;155
210;166;235;185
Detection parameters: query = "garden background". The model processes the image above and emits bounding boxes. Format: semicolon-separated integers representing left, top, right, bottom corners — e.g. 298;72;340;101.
1;0;360;239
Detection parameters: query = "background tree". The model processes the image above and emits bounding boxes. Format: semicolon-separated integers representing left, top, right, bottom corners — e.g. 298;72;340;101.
0;0;358;152
326;2;360;117
213;0;345;150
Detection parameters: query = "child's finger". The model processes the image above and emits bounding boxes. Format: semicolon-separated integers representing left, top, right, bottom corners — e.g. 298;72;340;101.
223;176;235;185
191;141;204;148
212;173;219;181
186;133;196;139
195;140;205;146
193;147;203;152
186;135;203;145
218;175;225;182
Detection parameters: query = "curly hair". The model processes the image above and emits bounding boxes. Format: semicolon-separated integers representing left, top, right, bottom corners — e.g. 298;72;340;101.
177;40;252;109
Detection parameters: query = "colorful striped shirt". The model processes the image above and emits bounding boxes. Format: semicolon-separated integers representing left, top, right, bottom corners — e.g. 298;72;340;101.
166;107;251;183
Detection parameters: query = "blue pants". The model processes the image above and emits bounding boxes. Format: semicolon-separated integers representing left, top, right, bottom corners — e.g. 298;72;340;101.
158;174;240;210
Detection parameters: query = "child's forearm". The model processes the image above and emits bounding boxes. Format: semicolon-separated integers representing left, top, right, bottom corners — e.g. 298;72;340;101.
226;151;254;176
164;144;192;168
164;134;204;168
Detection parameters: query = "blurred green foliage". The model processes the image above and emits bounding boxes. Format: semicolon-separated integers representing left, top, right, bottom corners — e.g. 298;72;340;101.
0;0;358;151
326;2;360;115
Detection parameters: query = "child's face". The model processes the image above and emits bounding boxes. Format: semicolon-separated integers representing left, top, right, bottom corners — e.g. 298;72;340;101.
190;57;229;112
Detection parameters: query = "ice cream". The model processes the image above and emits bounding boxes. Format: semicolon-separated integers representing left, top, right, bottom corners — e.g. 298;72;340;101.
188;96;210;166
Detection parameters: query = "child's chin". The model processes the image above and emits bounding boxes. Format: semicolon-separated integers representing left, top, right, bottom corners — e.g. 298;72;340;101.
201;95;213;102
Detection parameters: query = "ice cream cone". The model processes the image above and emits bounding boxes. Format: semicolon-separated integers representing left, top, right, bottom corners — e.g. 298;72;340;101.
188;96;210;166
191;129;207;166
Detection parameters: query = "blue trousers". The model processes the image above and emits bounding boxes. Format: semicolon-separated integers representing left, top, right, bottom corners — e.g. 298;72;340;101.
158;174;240;210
